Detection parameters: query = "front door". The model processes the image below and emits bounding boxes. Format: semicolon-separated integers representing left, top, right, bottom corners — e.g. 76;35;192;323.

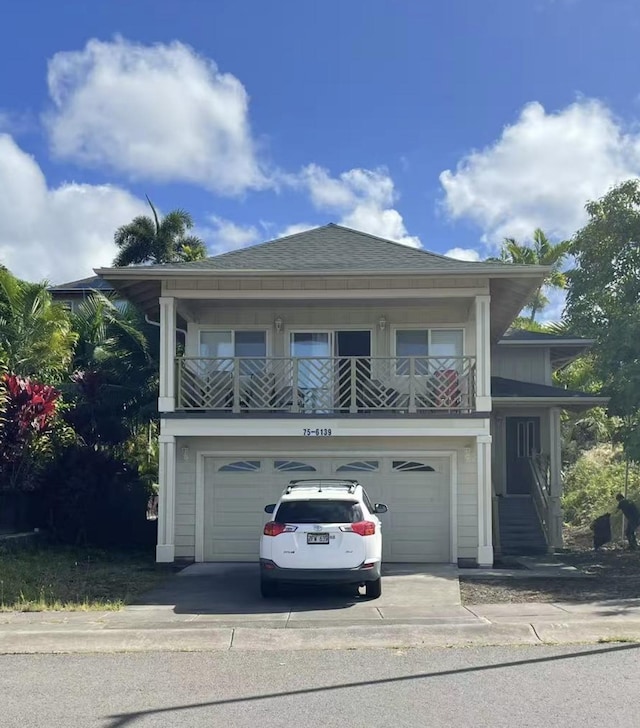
505;417;541;495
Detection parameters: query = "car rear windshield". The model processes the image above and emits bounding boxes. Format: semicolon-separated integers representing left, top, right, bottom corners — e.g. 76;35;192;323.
275;500;363;524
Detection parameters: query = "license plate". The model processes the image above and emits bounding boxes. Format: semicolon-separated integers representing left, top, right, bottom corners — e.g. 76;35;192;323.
307;533;330;544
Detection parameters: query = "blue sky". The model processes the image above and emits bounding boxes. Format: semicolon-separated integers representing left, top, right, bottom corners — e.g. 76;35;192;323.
2;0;640;316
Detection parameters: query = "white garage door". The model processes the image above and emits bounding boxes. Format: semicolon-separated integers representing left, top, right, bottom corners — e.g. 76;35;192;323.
203;455;451;563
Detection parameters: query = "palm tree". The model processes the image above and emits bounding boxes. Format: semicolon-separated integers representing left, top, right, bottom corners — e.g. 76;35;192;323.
113;196;207;266
0;269;77;381
488;229;569;322
66;293;159;447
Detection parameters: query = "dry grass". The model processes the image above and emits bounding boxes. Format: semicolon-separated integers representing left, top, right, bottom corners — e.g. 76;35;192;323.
0;544;172;612
460;527;640;605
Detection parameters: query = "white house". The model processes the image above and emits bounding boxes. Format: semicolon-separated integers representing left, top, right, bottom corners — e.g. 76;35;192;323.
97;224;607;567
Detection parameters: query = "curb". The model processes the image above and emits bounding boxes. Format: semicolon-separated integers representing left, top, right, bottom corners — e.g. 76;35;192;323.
2;620;639;654
532;619;640;645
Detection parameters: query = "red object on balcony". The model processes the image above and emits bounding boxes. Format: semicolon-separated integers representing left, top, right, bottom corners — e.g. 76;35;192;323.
434;369;460;408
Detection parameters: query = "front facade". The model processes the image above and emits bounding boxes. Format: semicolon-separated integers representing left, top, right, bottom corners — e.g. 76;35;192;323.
98;224;605;567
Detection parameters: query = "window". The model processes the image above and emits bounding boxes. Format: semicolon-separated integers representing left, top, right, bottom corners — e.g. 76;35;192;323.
200;330;267;374
393;460;436;472
275;500;363;524
274;460;317;472
336;460;379;472
218;460;261;472
395;329;463;374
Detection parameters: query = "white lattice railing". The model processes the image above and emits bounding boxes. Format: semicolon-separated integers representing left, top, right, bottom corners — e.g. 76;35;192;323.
176;356;476;414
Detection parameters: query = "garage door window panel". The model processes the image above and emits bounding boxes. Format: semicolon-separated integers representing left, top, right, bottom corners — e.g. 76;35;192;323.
393;460;436;472
218;460;261;472
335;460;379;472
274;460;317;472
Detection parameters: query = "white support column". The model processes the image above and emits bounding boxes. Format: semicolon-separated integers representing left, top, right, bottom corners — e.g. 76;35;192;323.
548;407;564;549
477;434;494;567
158;296;176;412
474;294;492;412
156;434;176;563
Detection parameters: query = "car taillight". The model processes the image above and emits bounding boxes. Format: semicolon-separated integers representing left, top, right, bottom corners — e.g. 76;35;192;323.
340;521;376;536
263;522;297;536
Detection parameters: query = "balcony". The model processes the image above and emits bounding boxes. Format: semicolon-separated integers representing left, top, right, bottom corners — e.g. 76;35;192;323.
175;356;476;415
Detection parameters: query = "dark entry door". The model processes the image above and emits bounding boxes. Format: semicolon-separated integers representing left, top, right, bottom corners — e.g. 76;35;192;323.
505;417;541;495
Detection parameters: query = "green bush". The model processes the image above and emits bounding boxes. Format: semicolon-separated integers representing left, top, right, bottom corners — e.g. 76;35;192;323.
562;445;640;528
38;446;155;549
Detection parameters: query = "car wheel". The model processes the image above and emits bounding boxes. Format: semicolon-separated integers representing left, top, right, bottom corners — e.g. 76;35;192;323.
260;578;278;599
365;578;382;599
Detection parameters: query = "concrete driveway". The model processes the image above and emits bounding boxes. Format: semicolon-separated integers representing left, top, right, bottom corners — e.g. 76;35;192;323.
114;563;472;629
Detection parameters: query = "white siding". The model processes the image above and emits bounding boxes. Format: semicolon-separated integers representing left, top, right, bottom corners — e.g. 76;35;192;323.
186;301;474;358
173;434;478;562
492;346;551;385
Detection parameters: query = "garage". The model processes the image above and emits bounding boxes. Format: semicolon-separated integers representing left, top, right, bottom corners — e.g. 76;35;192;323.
201;454;452;563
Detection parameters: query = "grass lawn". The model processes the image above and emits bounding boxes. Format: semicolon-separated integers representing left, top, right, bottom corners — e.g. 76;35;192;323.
0;544;173;611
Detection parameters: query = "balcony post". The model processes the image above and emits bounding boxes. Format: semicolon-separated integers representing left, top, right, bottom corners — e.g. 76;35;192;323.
408;357;416;413
291;358;300;413
350;358;358;413
232;358;241;413
474;294;492;412
158;296;176;412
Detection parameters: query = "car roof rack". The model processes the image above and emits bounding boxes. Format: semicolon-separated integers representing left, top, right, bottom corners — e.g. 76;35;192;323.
285;479;359;494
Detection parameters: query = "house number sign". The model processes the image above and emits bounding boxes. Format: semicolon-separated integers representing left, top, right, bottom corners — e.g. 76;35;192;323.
302;428;333;437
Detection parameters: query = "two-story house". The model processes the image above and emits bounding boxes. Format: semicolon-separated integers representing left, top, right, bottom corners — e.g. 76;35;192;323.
97;224;606;567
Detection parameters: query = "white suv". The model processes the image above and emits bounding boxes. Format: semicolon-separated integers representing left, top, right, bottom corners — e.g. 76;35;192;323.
259;479;387;599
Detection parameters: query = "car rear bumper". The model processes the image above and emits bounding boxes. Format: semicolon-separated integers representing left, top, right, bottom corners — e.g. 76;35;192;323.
260;559;381;584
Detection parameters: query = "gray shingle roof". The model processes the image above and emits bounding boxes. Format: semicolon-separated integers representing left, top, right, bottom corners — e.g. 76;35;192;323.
502;329;589;343
492;377;603;399
48;276;113;292
147;223;510;272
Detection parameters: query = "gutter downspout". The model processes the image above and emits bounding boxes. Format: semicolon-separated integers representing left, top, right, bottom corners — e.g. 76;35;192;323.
145;315;187;340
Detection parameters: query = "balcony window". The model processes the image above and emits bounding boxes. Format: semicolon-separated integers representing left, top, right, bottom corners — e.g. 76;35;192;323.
395;329;463;374
199;330;267;374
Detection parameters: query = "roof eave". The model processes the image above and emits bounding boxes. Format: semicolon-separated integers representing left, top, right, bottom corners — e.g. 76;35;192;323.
95;265;551;279
499;339;595;347
493;396;609;406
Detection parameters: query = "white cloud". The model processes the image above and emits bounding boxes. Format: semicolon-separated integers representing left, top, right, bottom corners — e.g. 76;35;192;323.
299;164;421;247
201;216;261;255
0;134;146;283
279;223;315;237
45;37;266;194
440;99;640;243
445;247;481;262
538;287;566;324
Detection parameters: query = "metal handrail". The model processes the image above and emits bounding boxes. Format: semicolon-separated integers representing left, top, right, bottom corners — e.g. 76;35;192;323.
528;454;551;549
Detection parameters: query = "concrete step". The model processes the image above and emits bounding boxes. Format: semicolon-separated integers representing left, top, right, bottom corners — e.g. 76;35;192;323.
498;496;548;556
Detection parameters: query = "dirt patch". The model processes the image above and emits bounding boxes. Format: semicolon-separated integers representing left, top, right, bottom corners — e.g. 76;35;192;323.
460;529;640;605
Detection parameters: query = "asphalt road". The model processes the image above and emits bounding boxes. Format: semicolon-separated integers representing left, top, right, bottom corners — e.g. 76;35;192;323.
1;643;639;727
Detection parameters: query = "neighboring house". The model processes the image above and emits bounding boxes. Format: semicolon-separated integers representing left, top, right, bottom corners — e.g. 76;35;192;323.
48;276;116;312
97;224;607;566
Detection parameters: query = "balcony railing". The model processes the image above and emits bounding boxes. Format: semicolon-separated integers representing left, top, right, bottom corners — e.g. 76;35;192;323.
175;356;476;415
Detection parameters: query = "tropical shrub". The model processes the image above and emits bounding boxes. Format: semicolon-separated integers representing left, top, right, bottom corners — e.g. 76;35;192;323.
562;445;640;529
0;373;61;491
39;445;155;548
